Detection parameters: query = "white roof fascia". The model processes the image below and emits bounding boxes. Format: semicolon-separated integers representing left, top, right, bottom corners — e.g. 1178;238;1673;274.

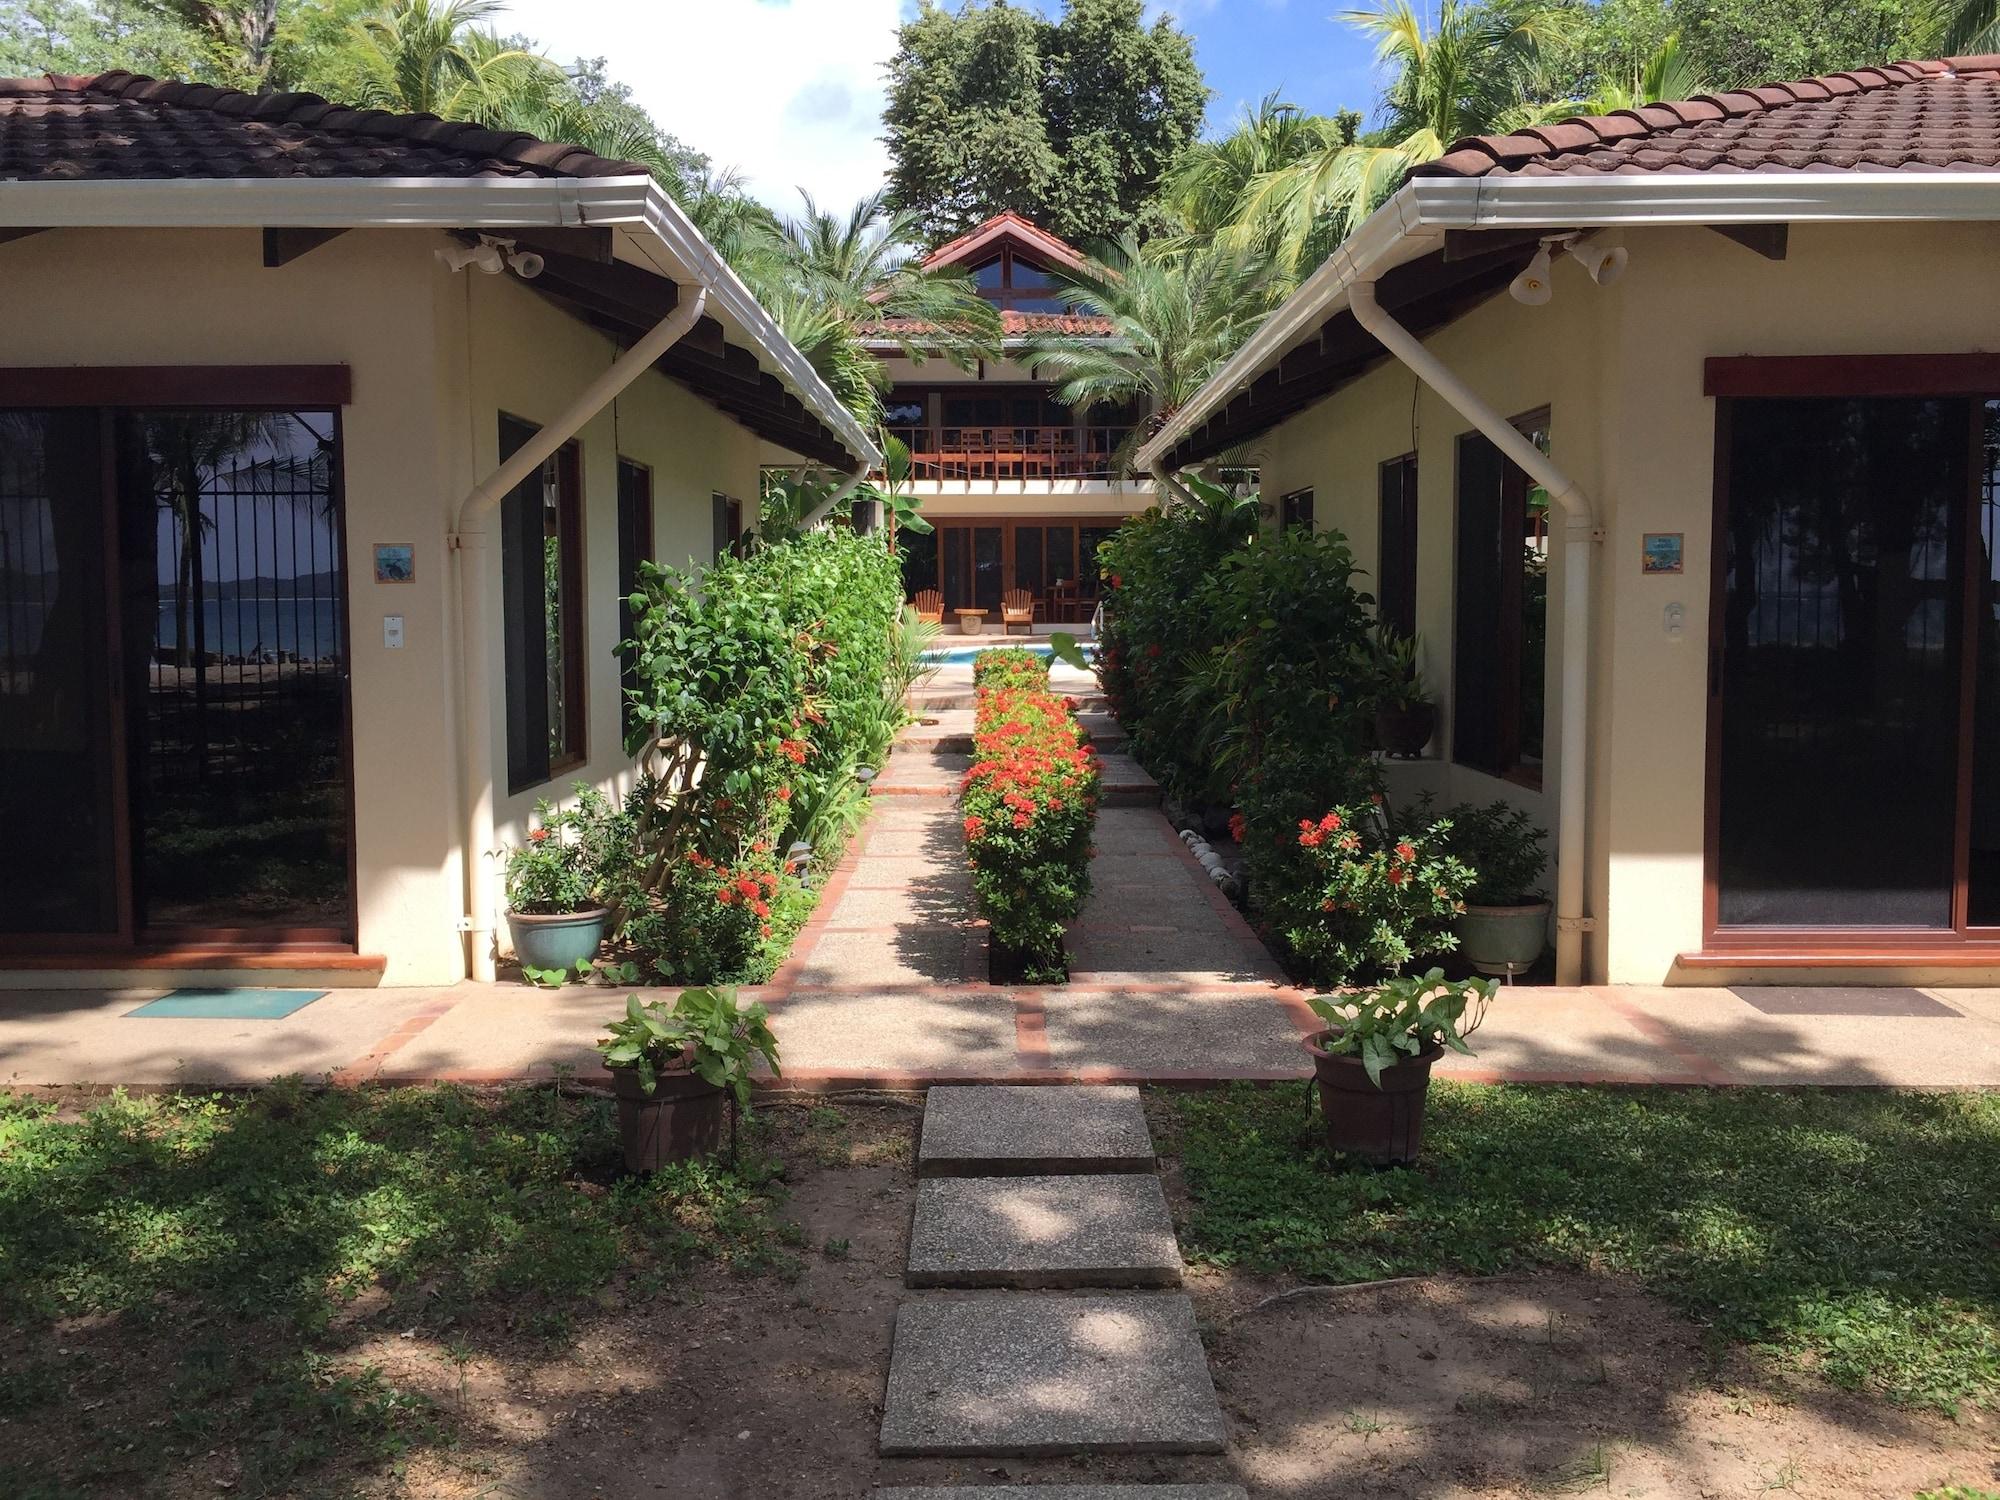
1138;169;2000;471
0;172;877;468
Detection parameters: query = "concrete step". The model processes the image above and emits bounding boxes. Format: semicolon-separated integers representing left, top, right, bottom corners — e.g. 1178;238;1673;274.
908;1174;1184;1289
876;745;1157;804
878;1292;1227;1457
902;708;1128;755
909;689;1111;714
878;1489;1247;1499
918;1085;1155;1178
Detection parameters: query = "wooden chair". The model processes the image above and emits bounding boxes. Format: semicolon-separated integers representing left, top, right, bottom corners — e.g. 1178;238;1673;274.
1001;588;1036;635
912;589;944;625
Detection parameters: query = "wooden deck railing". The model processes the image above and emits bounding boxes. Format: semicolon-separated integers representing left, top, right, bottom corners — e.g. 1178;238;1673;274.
888;425;1130;481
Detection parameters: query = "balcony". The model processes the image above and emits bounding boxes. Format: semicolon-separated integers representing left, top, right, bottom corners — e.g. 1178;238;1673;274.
888;425;1133;483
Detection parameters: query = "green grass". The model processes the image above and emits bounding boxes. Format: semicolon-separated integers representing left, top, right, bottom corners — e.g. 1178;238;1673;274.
1158;1083;2000;1414
0;1081;799;1496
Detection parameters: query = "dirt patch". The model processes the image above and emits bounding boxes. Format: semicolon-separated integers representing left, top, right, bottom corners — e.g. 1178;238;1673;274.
1197;1268;1995;1499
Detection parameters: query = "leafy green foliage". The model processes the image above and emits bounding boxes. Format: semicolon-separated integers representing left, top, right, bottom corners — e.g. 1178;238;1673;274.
961;651;1102;979
882;0;1206;246
1277;805;1474;981
1161;1083;2000;1414
0;1083;793;1493
1307;968;1495;1084
502;780;634;915
1434;798;1550;905
597;986;781;1105
619;526;905;983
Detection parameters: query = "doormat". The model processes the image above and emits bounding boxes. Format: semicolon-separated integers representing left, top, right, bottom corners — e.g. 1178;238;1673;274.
1730;986;1960;1018
126;988;328;1020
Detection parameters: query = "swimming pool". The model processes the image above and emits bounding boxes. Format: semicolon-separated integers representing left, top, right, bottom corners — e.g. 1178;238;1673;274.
919;641;1100;667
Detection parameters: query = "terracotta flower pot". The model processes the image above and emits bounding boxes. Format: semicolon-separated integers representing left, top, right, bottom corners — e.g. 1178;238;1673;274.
608;1062;728;1171
506;906;610;973
1304;1029;1443;1166
1455;899;1551;976
1373;702;1437;759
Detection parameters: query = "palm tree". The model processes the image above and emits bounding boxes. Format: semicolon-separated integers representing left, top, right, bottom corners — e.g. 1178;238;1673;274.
1228;0;1562;277
1018;238;1279;472
1938;0;2000;57
1543;32;1707;117
347;0;555;119
1160;92;1360;270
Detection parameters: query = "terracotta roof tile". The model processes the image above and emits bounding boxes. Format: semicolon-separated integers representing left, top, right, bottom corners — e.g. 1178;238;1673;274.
863;309;1116;339
0;70;654;182
1409;57;2000;181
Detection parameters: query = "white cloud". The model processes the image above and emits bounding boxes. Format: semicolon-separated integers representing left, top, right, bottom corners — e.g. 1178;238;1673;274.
494;0;904;215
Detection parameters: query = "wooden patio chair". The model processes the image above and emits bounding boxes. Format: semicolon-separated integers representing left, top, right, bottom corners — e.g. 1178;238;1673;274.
1001;588;1036;635
912;589;944;625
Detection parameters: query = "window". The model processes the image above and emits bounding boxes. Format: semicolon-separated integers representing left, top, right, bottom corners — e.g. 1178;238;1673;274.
1452;412;1548;787
500;417;585;792
1378;454;1419;638
616;458;652;737
711;492;743;561
965;248;1073;313
1280;487;1314;534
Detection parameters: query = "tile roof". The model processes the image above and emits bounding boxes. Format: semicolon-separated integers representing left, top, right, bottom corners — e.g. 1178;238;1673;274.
0;70;649;182
1411;56;2000;179
920;211;1091;274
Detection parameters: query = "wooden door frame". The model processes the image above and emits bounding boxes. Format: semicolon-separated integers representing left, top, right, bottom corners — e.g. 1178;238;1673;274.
0;371;359;956
1697;355;2000;963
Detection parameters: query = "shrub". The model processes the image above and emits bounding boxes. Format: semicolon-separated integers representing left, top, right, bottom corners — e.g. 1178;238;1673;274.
618;525;905;982
972;645;1048;691
503;783;634;915
1259;797;1474;985
961;651;1101;980
1434;800;1549;905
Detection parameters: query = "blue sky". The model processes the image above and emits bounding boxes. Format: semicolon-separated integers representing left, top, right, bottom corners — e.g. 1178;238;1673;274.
498;1;1388;211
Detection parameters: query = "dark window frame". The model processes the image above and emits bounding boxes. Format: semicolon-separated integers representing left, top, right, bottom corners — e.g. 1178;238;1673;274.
1452;409;1549;790
500;416;586;794
616;457;653;738
1279;487;1315;534
1377;453;1419;638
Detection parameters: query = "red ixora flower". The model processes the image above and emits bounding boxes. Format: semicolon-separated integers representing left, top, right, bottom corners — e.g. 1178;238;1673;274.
717;885;737;906
736;877;760;900
1319;812;1342;833
1385;866;1407;886
1228;812;1246;843
963;815;985;838
775;785;793;802
528;828;549;843
1394;841;1416;864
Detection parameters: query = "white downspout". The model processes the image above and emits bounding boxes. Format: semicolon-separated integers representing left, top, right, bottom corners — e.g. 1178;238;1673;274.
1348;280;1600;985
797;462;872;530
1146;459;1202;509
448;286;707;981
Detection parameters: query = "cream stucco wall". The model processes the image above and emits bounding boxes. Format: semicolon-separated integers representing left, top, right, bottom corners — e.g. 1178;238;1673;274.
1;226;770;985
1251;219;2000;983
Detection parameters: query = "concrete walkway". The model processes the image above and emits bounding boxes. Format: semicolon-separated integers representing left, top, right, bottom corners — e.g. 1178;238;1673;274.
6;668;2000;1091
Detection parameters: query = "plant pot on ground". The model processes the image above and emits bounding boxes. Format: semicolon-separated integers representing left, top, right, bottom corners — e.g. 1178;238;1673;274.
1373;701;1437;758
1303;970;1494;1165
1436;801;1552;976
501;783;635;979
597;986;780;1172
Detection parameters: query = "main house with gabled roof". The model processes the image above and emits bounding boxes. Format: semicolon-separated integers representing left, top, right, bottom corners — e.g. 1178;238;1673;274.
0;70;877;988
864;211;1154;626
1140;55;2000;988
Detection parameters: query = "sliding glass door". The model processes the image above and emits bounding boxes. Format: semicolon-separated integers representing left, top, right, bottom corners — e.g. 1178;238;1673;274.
0;405;352;948
1710;387;2000;947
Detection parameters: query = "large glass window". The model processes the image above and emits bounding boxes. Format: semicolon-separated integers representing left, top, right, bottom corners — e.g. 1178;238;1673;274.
500;417;584;792
1453;414;1548;787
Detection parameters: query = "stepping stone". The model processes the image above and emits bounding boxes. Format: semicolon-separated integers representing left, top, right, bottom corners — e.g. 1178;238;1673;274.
878;1488;1246;1498
878;1293;1227;1457
919;1085;1154;1178
907;1174;1184;1289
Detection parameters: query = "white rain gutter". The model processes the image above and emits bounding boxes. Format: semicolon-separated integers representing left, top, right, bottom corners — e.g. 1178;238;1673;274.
1346;281;1598;985
798;464;874;530
449;288;708;981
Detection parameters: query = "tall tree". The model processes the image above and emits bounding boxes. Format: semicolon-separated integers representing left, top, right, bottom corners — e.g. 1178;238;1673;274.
882;0;1207;247
0;0;211;78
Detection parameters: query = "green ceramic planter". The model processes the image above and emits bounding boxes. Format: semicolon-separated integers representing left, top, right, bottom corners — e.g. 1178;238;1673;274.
506;906;610;973
1455;900;1551;976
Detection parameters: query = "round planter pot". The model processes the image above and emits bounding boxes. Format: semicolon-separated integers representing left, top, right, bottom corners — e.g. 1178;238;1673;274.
608;1063;728;1171
1455;900;1552;976
506;906;610;974
1304;1030;1443;1166
1373;702;1437;759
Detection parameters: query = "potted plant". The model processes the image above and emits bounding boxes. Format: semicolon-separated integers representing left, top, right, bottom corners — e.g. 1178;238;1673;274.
1369;628;1436;759
1303;969;1495;1164
596;986;781;1171
502;784;632;975
1440;802;1551;976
